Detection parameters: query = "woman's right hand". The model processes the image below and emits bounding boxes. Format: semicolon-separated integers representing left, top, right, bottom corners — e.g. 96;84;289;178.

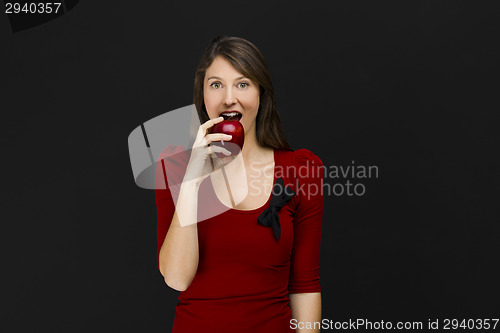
183;116;232;186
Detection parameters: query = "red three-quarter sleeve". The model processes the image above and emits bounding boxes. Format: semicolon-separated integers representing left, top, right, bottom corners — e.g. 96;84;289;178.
288;149;325;294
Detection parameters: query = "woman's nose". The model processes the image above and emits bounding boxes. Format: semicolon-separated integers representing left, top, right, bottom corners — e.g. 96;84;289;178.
224;89;237;105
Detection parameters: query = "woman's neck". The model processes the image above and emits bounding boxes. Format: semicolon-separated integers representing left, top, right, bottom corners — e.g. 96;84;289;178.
241;138;273;166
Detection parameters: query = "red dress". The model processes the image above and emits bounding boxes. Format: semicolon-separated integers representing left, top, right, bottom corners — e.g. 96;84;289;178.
155;147;324;333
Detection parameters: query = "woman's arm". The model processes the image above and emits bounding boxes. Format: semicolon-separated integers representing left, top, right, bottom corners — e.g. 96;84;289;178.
158;178;200;291
288;149;324;332
289;292;322;332
157;118;232;291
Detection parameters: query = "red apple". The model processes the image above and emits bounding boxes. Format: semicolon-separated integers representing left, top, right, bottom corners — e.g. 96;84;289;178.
209;112;245;157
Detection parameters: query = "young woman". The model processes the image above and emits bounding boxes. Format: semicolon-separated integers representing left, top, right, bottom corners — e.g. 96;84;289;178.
155;36;324;333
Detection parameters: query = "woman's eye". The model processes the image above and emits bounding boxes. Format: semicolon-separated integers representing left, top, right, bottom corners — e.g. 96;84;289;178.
211;82;222;89
238;82;249;89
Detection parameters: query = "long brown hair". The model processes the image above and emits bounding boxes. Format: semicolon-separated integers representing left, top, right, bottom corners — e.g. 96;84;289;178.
193;36;292;151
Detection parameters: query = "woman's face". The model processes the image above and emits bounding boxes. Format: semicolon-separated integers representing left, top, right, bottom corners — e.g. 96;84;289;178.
203;55;260;138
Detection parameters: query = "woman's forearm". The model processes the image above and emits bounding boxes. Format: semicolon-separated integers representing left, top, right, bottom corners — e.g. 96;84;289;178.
289;292;322;333
158;179;200;291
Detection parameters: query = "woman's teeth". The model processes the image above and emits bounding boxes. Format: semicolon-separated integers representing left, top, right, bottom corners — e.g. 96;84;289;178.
220;112;242;120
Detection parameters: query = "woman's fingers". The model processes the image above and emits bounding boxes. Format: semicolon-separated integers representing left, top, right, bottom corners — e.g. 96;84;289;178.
194;117;225;146
184;117;232;183
198;116;224;137
200;116;224;131
182;144;231;186
205;133;232;144
205;145;231;156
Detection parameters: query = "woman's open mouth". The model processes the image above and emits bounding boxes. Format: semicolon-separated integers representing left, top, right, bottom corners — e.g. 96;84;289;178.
219;111;242;121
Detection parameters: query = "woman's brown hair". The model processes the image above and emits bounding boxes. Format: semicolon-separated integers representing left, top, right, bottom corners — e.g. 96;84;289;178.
193;36;292;151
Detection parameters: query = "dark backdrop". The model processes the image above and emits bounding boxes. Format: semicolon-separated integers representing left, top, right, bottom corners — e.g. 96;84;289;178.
2;1;499;332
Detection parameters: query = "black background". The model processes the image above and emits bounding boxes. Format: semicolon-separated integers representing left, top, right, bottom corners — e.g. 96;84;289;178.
2;1;499;332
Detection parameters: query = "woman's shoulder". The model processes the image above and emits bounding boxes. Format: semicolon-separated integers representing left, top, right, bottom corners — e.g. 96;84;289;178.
155;144;189;201
157;144;191;172
278;148;323;167
158;144;188;160
276;148;324;190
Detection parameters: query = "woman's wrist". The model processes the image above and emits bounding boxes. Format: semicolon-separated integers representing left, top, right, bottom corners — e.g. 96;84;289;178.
180;177;203;191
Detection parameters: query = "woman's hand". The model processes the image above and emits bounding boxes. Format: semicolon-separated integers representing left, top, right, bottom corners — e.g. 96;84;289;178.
183;116;232;186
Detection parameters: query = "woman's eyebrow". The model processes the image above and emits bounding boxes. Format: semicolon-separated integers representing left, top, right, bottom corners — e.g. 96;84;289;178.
206;76;247;81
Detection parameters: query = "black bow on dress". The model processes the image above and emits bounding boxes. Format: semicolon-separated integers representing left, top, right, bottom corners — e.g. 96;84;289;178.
257;177;295;240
